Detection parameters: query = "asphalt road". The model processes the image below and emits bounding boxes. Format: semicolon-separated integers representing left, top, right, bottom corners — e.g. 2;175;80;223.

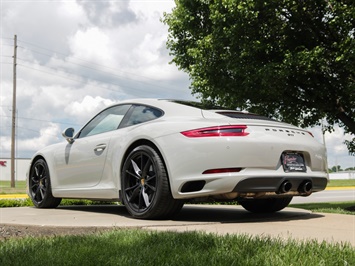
291;187;355;204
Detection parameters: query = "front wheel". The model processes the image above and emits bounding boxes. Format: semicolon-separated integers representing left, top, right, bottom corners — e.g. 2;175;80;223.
28;159;62;208
238;197;293;213
121;145;184;219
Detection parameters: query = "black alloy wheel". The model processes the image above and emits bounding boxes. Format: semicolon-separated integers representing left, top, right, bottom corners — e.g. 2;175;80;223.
121;145;183;219
28;159;61;208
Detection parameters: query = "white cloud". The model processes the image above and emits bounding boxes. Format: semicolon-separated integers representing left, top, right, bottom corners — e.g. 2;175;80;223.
68;27;112;64
0;123;60;157
323;127;354;169
310;125;354;169
18;123;61;151
77;0;138;28
65;95;116;123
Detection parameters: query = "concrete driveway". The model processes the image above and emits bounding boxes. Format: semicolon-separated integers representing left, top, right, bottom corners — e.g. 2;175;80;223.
0;204;354;246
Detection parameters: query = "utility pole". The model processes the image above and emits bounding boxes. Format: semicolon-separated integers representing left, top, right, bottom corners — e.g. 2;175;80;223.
11;34;17;188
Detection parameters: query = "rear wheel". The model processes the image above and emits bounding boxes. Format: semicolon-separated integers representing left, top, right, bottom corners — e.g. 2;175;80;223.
28;159;61;208
238;197;293;213
121;145;184;219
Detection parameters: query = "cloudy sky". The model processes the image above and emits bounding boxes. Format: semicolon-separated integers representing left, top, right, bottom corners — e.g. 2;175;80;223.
0;0;354;169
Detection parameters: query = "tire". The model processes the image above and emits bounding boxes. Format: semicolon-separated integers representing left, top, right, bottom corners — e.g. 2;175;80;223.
238;197;293;213
121;145;184;219
28;159;62;208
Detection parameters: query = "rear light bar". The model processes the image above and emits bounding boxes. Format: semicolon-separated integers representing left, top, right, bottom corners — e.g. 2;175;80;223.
203;168;242;174
181;125;249;137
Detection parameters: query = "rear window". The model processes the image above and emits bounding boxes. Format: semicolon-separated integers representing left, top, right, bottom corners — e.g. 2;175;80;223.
121;105;163;127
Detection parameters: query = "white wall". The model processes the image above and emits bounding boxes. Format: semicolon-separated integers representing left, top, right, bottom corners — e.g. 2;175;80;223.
0;158;30;181
329;171;355;180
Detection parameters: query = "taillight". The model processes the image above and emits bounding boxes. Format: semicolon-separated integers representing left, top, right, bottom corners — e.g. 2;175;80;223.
307;131;314;137
181;125;249;137
202;168;242;174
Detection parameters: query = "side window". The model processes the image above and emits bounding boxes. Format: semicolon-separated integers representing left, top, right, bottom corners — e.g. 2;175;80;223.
78;105;130;138
122;105;163;127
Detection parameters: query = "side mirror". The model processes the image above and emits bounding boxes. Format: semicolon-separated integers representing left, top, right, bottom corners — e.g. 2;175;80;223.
62;128;75;144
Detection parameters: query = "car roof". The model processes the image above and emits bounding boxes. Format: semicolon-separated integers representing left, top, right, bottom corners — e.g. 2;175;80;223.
114;98;203;117
117;98;276;121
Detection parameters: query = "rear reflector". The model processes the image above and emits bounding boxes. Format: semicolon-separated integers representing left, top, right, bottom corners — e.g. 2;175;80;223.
181;125;249;137
202;168;242;174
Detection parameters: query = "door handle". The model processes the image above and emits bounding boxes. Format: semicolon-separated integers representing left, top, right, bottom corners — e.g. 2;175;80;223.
94;144;107;152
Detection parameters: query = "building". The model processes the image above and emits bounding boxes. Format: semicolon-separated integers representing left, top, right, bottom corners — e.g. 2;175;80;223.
329;171;355;180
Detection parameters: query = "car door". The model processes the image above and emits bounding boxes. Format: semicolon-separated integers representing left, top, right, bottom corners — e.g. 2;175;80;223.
54;104;131;188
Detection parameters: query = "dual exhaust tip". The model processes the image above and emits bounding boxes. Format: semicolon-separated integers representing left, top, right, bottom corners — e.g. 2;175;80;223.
278;180;312;194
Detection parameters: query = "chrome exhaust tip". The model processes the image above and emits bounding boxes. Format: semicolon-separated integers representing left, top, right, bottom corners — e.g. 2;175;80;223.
298;180;313;194
278;181;292;194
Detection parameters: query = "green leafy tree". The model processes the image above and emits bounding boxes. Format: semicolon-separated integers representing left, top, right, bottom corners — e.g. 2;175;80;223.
331;165;343;172
163;0;355;152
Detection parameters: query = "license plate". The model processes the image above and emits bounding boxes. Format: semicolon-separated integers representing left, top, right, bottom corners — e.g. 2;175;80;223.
281;152;306;172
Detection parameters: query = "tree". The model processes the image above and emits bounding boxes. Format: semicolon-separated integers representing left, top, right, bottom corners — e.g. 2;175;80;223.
163;0;355;152
330;165;343;172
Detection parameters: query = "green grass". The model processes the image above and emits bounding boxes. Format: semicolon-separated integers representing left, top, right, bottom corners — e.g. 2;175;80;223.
328;179;355;187
0;180;26;194
0;198;118;208
1;230;354;266
290;201;355;215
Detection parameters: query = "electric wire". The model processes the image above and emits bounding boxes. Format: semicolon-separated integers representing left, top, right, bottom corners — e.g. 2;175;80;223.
20;47;177;92
3;37;184;97
0;114;81;126
17;38;173;85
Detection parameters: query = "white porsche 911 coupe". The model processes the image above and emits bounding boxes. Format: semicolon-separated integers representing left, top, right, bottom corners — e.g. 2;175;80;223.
27;99;328;219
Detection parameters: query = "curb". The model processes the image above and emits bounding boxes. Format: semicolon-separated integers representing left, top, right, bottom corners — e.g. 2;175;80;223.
0;194;29;199
325;186;355;191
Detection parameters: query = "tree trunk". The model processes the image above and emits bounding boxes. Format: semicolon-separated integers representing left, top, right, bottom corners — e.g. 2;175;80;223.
336;101;355;134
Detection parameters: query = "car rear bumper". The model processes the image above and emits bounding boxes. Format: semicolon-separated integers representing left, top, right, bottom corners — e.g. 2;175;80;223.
170;168;328;199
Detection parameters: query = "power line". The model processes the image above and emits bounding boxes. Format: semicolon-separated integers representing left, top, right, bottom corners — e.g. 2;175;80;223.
16;60;155;95
1;43;13;47
20;47;178;92
1;125;60;138
17;63;86;85
4;37;187;99
17;38;174;85
0;114;81;126
5;37;186;94
0;37;14;40
16;126;59;137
